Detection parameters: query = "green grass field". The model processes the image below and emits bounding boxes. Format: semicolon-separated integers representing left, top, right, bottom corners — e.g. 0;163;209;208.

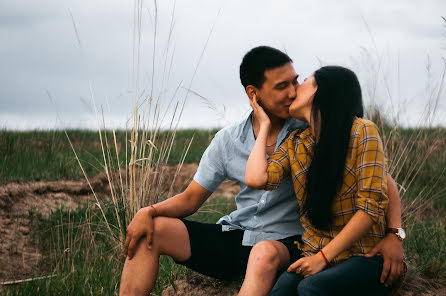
1;128;445;208
0;129;218;184
1;127;445;295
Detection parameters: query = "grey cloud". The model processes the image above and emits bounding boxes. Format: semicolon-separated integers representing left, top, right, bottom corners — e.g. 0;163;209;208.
0;0;445;129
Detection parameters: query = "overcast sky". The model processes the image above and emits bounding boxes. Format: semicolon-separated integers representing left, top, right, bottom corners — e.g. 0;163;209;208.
1;0;445;130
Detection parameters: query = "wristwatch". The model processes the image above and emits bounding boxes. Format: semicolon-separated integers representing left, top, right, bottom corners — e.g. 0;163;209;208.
387;227;406;241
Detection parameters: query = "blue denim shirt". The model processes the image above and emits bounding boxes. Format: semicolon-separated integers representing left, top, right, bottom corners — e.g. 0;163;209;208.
193;113;307;246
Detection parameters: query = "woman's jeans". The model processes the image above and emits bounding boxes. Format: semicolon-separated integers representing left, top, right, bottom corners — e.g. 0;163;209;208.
270;255;390;296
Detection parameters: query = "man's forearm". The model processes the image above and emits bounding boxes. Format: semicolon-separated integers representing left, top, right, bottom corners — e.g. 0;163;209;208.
386;174;402;228
148;193;194;218
149;181;212;218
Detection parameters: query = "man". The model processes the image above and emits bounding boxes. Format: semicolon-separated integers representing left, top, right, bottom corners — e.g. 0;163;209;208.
119;46;405;296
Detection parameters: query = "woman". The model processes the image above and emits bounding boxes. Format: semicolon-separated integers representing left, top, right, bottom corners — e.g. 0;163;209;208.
245;66;397;295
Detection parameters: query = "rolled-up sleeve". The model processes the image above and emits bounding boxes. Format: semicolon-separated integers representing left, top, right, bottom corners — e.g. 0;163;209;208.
354;122;389;223
193;131;227;192
265;138;291;191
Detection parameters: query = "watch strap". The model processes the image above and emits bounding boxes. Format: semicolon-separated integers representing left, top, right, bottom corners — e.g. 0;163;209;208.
387;227;399;234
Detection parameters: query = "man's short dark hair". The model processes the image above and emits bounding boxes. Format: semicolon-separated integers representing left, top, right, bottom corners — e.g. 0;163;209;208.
239;46;293;89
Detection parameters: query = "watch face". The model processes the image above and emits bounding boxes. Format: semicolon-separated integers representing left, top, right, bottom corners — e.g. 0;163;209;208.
398;228;406;240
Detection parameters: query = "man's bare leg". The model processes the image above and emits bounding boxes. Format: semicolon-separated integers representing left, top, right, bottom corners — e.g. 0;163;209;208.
119;217;191;296
238;240;291;296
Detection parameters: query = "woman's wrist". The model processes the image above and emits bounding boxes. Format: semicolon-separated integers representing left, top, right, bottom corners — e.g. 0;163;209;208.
258;123;271;135
320;247;336;264
319;249;331;267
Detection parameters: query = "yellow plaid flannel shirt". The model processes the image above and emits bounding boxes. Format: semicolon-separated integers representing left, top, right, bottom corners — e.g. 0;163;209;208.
265;117;389;264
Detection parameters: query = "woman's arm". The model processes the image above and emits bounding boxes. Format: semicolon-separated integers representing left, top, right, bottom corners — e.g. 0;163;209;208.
322;210;373;261
290;121;389;277
245;125;269;189
385;174;402;228
289;210;374;277
323;173;403;262
245;94;271;189
365;174;405;286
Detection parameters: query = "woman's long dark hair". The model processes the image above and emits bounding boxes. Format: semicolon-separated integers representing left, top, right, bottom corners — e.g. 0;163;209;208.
303;66;364;230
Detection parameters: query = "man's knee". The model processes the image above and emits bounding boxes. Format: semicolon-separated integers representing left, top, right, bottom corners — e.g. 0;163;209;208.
249;241;289;272
123;218;170;258
148;216;168;250
152;217;170;241
152;217;190;260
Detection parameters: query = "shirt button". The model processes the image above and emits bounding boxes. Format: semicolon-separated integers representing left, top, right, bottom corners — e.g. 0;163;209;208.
260;199;265;204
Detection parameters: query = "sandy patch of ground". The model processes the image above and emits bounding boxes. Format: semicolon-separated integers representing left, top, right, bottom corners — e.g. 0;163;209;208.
0;172;111;283
0;162;239;284
154;163;239;199
162;273;239;296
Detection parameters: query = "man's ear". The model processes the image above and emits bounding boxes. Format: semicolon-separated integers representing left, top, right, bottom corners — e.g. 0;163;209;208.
246;85;257;102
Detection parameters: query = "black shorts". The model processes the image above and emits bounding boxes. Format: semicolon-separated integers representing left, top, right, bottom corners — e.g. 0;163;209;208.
175;219;302;281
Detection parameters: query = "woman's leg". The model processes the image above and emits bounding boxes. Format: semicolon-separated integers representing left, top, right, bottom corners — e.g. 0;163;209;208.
297;256;390;296
269;270;305;296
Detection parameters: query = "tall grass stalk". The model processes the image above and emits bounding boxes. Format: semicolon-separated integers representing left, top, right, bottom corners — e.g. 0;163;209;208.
351;18;446;292
353;21;446;212
77;0;184;250
60;0;217;289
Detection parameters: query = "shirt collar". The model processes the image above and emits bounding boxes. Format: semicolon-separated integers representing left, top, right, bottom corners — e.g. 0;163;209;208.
278;117;299;146
239;111;253;145
299;128;315;147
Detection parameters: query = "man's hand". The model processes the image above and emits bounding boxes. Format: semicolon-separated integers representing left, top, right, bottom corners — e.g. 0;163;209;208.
365;233;404;286
287;253;327;278
123;207;154;260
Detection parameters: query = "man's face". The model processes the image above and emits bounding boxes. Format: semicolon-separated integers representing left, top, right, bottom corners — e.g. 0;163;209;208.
255;62;299;120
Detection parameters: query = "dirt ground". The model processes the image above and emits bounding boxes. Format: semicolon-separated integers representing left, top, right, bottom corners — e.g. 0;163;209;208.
162;274;239;296
0;172;111;283
0;163;442;295
0;163;239;285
